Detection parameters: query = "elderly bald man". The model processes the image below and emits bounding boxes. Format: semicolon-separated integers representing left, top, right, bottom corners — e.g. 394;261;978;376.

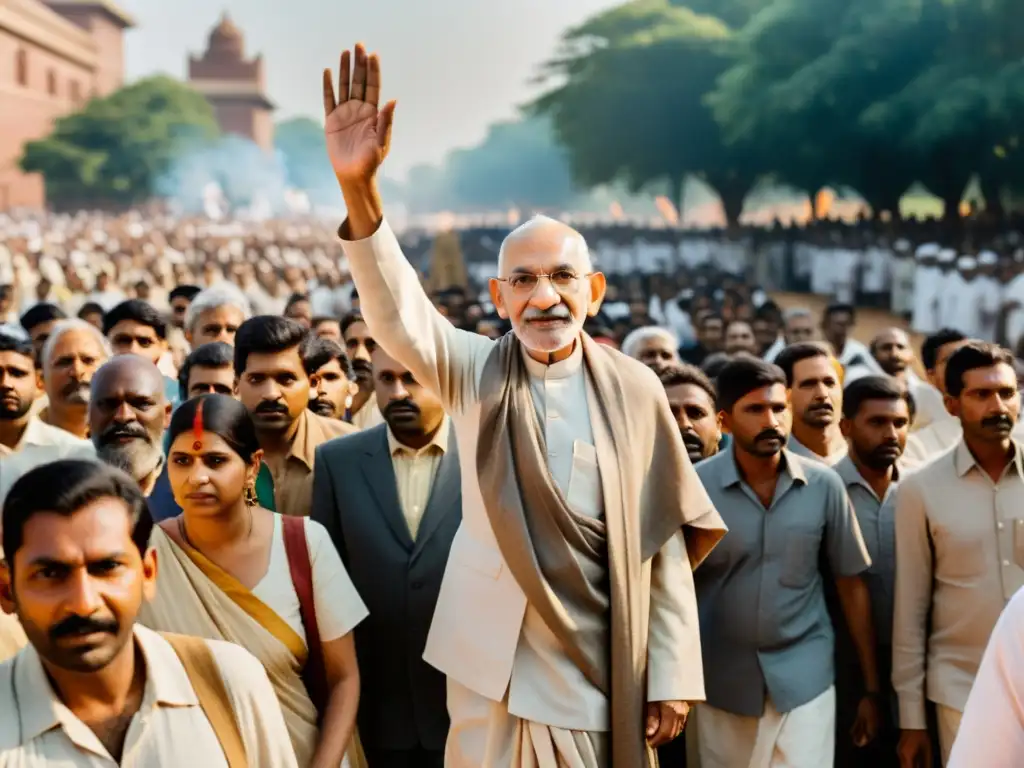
324;44;725;768
89;355;172;495
622;326;681;375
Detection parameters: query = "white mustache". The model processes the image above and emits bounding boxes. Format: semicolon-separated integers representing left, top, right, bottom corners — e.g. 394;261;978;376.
523;306;571;321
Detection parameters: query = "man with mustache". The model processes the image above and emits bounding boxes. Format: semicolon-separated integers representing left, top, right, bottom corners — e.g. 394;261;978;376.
313;344;460;768
835;376;911;768
304;336;358;421
0;459;300;766
0;331;93;507
777;342;848;465
88;355;171;496
342;310;383;428
659;364;720;464
693;357;880;768
894;342;1024;767
38;320;110;440
622;326;681;376
177;341;236;401
235;316;355;517
328;44;724;767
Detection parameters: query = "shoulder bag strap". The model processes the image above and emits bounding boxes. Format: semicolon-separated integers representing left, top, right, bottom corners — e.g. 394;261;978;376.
161;632;248;768
280;515;329;720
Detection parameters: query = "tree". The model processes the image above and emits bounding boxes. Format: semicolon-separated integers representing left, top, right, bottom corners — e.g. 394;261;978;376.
21;76;219;209
529;0;763;225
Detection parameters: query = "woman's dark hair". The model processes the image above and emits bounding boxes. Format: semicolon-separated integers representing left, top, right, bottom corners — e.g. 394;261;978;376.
3;459;151;569
168;394;260;464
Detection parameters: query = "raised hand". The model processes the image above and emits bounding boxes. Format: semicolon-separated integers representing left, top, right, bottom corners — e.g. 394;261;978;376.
323;45;396;185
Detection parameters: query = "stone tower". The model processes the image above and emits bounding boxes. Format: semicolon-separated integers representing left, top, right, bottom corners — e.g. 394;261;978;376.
188;12;275;150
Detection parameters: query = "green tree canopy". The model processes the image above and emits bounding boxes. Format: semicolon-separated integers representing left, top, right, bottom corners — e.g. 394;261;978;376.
529;0;763;225
21;76;219;210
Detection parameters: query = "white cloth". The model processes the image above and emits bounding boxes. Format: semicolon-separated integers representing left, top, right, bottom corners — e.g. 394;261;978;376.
251;516;368;644
948;587;1024;768
0;420;94;506
696;686;836;768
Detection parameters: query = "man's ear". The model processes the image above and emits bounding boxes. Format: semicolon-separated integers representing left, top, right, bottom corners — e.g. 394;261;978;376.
140;547;158;603
0;562;16;615
489;278;508;320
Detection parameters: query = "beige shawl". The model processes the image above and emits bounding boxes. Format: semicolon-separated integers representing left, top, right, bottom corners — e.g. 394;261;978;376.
138;526;366;768
477;332;725;767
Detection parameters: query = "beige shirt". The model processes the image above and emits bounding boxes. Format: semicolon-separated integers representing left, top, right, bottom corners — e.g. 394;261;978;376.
893;439;1024;728
0;625;298;767
351;392;384;430
267;409;356;517
386;416;449;539
0;418;95;507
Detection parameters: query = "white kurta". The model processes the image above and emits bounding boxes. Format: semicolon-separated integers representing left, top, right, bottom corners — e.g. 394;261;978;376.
340;219;703;765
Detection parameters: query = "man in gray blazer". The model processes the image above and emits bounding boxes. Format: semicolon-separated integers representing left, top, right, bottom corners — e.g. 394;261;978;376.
312;345;460;768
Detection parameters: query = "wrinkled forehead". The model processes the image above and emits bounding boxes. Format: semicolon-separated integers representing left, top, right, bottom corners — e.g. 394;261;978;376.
497;226;591;277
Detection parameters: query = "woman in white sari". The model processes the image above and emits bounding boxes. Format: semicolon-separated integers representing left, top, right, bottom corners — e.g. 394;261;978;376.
138;394;367;768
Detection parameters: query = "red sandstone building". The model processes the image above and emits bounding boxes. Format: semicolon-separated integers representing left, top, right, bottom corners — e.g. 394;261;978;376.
0;0;132;209
188;14;275;152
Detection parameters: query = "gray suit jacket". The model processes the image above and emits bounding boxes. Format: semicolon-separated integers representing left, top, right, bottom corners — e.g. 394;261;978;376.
311;423;461;753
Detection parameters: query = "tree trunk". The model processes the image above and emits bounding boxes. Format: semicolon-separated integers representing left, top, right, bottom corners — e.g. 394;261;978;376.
980;175;1006;220
721;189;745;228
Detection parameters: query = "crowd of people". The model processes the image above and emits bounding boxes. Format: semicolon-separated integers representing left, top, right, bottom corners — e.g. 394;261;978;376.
1;44;1024;768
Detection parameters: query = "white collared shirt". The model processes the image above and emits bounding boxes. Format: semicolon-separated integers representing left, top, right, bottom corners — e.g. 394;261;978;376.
0;625;298;767
0;419;94;506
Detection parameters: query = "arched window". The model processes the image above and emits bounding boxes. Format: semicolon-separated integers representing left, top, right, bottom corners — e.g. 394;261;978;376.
47;69;56;96
15;49;27;87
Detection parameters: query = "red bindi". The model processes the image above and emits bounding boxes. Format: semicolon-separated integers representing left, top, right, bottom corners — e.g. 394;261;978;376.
192;399;205;451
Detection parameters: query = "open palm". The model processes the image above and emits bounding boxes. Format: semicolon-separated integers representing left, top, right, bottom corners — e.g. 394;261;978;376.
323;45;396;183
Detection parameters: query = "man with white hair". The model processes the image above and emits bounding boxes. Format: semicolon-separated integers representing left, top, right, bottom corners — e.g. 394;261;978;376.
184;284;251;348
622;326;680;375
324;44;725;767
38;319;110;440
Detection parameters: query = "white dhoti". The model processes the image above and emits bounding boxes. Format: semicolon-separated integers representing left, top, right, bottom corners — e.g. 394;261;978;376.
696;686;835;768
936;705;962;766
445;679;607;768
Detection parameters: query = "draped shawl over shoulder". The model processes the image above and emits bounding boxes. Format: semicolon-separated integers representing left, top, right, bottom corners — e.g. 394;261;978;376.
476;332;726;767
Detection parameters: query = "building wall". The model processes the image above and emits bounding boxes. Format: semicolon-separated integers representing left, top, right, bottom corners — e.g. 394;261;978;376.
251;106;273;151
0;1;101;209
53;9;126;96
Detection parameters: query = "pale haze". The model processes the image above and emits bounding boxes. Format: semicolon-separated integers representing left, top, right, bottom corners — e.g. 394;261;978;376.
119;0;620;179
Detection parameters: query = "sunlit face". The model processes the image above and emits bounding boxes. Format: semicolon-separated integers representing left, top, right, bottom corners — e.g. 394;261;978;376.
237;346;312;434
168;431;261;515
343;320;376;391
873;330;913;376
725;322;757;355
790;356;842;428
633;337;679;375
107;320;165;366
186;365;235;400
310;357;355;420
45;329;108;412
665;382;721;463
842;397;909;470
488;223;606;356
372;346;445;440
314;319;342;342
930;340;969;395
285;300;313;329
0;350;39;422
785;315;816;344
189;305;245;347
0;498;156;674
947;363;1020;444
723;384;789;458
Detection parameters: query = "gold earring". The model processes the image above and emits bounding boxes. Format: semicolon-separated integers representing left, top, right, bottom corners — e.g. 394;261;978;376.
244;485;258;507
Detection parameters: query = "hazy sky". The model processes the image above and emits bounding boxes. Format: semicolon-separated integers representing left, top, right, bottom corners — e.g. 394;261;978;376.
118;0;620;179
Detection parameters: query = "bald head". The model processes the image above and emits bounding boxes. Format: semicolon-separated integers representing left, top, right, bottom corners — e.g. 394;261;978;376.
497;215;591;277
90;355;171;484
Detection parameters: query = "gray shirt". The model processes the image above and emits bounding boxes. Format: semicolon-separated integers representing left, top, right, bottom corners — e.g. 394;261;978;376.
695;447;871;716
834;456;898;647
